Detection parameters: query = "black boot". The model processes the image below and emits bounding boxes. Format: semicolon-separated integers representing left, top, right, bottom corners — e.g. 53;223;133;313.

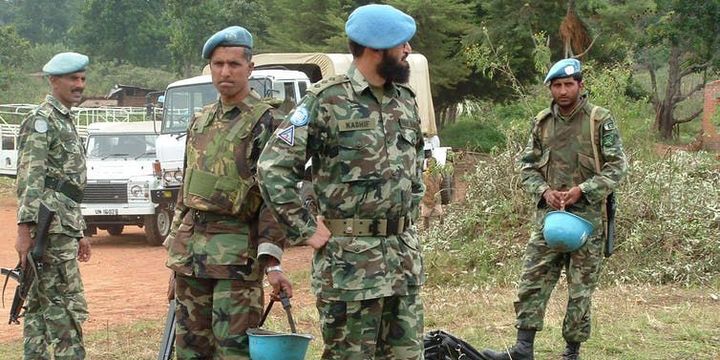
561;342;581;360
480;329;535;360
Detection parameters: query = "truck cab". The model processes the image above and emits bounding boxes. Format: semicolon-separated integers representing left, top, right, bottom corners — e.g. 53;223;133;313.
81;121;171;245
152;69;311;204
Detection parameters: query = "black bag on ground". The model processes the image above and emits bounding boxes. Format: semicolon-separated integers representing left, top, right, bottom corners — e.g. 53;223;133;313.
424;330;485;360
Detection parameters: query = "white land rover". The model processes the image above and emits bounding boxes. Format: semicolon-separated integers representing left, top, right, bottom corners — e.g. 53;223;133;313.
81;121;171;246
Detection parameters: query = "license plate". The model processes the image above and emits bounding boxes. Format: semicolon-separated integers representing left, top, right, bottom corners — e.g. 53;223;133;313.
94;209;119;216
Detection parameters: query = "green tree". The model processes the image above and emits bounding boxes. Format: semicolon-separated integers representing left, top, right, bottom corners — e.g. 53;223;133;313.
8;0;82;44
635;0;720;139
166;0;269;76
71;0;171;67
0;25;32;102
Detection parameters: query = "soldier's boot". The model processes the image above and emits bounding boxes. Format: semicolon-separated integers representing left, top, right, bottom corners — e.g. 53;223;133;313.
561;341;581;360
479;329;536;360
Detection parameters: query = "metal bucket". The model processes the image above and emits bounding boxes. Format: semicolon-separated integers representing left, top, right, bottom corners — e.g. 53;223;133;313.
248;292;313;360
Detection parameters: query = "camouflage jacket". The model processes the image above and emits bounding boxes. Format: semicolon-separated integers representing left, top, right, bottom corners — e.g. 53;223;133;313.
16;95;86;262
258;65;425;301
166;91;286;280
519;96;628;228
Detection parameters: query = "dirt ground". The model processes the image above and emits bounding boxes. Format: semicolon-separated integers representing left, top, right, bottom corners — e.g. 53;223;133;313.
0;196;314;344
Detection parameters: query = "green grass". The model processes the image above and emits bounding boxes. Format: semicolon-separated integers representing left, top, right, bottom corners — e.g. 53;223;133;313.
1;281;717;359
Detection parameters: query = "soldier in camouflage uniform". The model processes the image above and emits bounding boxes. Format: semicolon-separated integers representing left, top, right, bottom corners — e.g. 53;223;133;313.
257;4;425;359
481;59;628;360
15;52;92;360
164;26;292;359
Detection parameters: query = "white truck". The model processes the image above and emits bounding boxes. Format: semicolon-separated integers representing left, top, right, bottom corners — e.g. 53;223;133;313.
81;121;171;246
152;69;312;204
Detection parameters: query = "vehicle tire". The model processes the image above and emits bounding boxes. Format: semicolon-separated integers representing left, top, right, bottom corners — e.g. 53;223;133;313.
107;224;124;236
440;173;454;205
145;207;172;246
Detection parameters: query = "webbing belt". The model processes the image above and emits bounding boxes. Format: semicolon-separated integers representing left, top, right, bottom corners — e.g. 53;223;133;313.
324;217;409;237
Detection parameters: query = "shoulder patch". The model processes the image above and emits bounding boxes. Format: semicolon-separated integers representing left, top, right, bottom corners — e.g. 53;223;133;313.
34;117;48;133
603;121;616;131
307;75;349;96
289;105;309;127
277;125;295;146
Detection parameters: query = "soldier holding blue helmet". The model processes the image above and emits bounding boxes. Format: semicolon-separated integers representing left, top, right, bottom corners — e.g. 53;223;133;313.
15;52;92;359
258;4;425;359
481;59;628;360
164;25;292;359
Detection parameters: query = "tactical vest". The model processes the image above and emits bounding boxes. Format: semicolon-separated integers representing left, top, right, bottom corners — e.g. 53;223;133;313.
534;103;605;192
182;98;272;217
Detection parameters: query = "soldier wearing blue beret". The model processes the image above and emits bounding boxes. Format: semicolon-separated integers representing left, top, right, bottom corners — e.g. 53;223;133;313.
16;51;91;358
165;25;292;359
481;59;628;360
258;4;425;359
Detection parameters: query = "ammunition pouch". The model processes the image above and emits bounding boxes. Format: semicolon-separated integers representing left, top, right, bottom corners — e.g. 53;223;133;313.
184;168;254;216
45;176;84;203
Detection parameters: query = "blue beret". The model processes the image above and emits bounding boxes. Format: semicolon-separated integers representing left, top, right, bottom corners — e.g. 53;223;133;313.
202;26;253;59
544;58;582;84
42;52;89;76
345;4;416;50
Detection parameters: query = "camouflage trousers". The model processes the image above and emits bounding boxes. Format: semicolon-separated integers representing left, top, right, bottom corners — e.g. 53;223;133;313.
317;293;424;360
174;275;263;360
24;235;88;360
514;229;605;343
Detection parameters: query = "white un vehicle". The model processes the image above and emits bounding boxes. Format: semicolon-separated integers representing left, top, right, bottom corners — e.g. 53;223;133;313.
81;121;171;246
152;69;311;204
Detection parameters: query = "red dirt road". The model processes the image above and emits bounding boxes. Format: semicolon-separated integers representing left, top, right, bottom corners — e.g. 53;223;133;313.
0;199;313;344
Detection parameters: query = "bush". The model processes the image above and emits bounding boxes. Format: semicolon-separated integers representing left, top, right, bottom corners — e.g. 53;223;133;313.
439;115;506;153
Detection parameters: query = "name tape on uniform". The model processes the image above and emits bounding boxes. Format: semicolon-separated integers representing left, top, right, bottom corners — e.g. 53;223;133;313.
338;118;378;132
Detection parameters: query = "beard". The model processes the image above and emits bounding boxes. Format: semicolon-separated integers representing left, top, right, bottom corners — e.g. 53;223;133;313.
377;51;410;84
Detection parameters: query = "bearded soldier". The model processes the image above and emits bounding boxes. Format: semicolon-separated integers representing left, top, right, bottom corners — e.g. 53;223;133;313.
164;26;292;359
481;59;628;360
258;4;426;359
16;52;92;359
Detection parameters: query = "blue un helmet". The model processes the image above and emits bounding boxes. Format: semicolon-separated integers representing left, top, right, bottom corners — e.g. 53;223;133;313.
542;211;594;252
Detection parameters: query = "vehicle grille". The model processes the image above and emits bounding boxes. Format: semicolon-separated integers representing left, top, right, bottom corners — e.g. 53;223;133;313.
83;183;128;204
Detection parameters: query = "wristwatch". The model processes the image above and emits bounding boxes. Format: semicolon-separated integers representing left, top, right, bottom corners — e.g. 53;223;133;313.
265;265;283;274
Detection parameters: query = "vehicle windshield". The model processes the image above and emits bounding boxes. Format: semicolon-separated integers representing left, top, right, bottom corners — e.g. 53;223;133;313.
161;78;271;134
87;133;158;159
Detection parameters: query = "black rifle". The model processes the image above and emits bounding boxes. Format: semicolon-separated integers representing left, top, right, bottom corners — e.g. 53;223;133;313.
605;192;617;258
157;299;176;360
2;203;55;325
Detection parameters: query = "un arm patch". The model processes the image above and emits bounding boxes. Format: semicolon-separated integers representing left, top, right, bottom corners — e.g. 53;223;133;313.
33;117;48;133
289;106;309;127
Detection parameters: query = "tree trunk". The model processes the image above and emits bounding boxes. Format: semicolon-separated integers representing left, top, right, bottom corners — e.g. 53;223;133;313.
656;45;683;139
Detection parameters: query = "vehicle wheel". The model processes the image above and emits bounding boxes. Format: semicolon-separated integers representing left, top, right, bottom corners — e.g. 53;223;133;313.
440;173;454;205
107;225;124;236
145;207;172;246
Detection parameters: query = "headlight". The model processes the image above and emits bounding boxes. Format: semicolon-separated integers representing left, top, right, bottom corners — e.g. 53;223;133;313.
173;170;184;182
130;185;145;198
163;171;174;183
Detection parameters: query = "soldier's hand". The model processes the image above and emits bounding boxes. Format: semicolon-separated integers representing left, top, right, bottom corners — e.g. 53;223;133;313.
78;237;92;262
562;186;583;207
305;215;331;250
542;189;565;210
15;224;34;269
267;270;293;301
